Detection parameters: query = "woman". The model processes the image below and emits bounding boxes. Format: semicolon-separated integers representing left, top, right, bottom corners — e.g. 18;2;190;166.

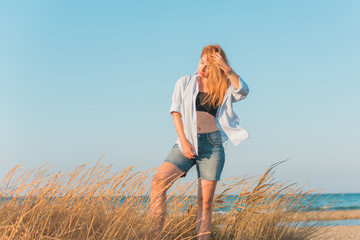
150;45;249;240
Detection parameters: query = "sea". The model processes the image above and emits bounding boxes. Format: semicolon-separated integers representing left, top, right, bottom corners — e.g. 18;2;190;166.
113;193;360;227
150;193;360;227
3;193;359;212
214;193;360;212
2;193;360;226
303;193;360;211
213;193;360;227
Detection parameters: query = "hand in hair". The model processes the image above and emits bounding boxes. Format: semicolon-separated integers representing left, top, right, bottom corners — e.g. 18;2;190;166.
210;52;230;72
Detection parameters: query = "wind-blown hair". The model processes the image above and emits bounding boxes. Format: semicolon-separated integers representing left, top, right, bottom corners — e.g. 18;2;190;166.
200;44;231;109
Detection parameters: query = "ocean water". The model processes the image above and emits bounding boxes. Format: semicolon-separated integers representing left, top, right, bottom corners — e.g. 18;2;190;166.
302;193;360;211
1;193;359;227
2;193;360;212
103;193;360;213
215;193;360;212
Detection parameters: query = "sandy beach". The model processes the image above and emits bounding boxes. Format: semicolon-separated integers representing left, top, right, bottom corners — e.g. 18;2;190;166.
292;209;360;221
294;210;360;239
309;226;360;240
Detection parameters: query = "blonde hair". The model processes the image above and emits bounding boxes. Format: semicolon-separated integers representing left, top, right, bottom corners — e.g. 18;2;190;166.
200;44;231;109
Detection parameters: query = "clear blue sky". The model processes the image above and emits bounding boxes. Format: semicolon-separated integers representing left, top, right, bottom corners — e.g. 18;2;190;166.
1;1;359;193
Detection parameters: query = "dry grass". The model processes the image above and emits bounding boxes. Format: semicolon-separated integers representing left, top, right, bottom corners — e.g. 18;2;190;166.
0;158;328;239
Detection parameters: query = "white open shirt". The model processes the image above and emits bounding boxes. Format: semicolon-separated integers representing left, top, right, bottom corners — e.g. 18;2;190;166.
170;72;249;156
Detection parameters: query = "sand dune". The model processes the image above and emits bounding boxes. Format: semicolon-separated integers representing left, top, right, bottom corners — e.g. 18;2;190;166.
292;209;360;221
310;226;360;240
293;210;360;239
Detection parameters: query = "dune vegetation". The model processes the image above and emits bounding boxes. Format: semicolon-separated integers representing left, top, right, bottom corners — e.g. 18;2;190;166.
0;158;327;239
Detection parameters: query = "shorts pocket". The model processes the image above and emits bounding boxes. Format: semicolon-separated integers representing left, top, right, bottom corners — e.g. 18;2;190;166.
207;133;223;146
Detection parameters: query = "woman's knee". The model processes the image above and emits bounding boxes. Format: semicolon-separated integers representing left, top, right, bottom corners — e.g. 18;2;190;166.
151;173;174;193
152;174;165;189
201;199;213;211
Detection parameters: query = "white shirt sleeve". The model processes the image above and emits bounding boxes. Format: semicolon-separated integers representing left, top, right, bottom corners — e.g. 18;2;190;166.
231;77;249;102
169;76;186;115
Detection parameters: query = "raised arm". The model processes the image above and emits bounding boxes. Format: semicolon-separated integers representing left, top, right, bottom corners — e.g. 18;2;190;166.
228;75;249;102
210;52;249;102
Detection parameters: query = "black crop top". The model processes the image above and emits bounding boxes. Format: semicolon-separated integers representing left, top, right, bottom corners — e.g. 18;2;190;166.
196;92;219;117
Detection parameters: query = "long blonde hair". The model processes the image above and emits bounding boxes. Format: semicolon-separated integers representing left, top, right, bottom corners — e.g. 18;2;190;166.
200;44;231;108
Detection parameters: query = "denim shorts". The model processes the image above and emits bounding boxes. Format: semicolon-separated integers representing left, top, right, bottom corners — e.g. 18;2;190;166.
164;130;225;181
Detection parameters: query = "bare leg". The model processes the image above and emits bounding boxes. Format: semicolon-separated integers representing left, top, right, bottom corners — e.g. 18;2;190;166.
150;162;184;239
196;179;217;240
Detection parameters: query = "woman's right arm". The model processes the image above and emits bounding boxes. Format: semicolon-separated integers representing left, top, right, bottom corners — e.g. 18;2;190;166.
169;76;196;159
171;112;196;159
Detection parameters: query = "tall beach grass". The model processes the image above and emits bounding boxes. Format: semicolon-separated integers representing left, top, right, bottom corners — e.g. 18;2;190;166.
0;158;328;239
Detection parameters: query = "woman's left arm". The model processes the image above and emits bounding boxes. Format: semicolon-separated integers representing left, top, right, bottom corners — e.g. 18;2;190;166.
211;53;249;102
227;72;249;102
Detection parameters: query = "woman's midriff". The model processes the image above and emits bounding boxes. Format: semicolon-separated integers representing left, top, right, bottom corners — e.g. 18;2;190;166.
196;111;218;133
